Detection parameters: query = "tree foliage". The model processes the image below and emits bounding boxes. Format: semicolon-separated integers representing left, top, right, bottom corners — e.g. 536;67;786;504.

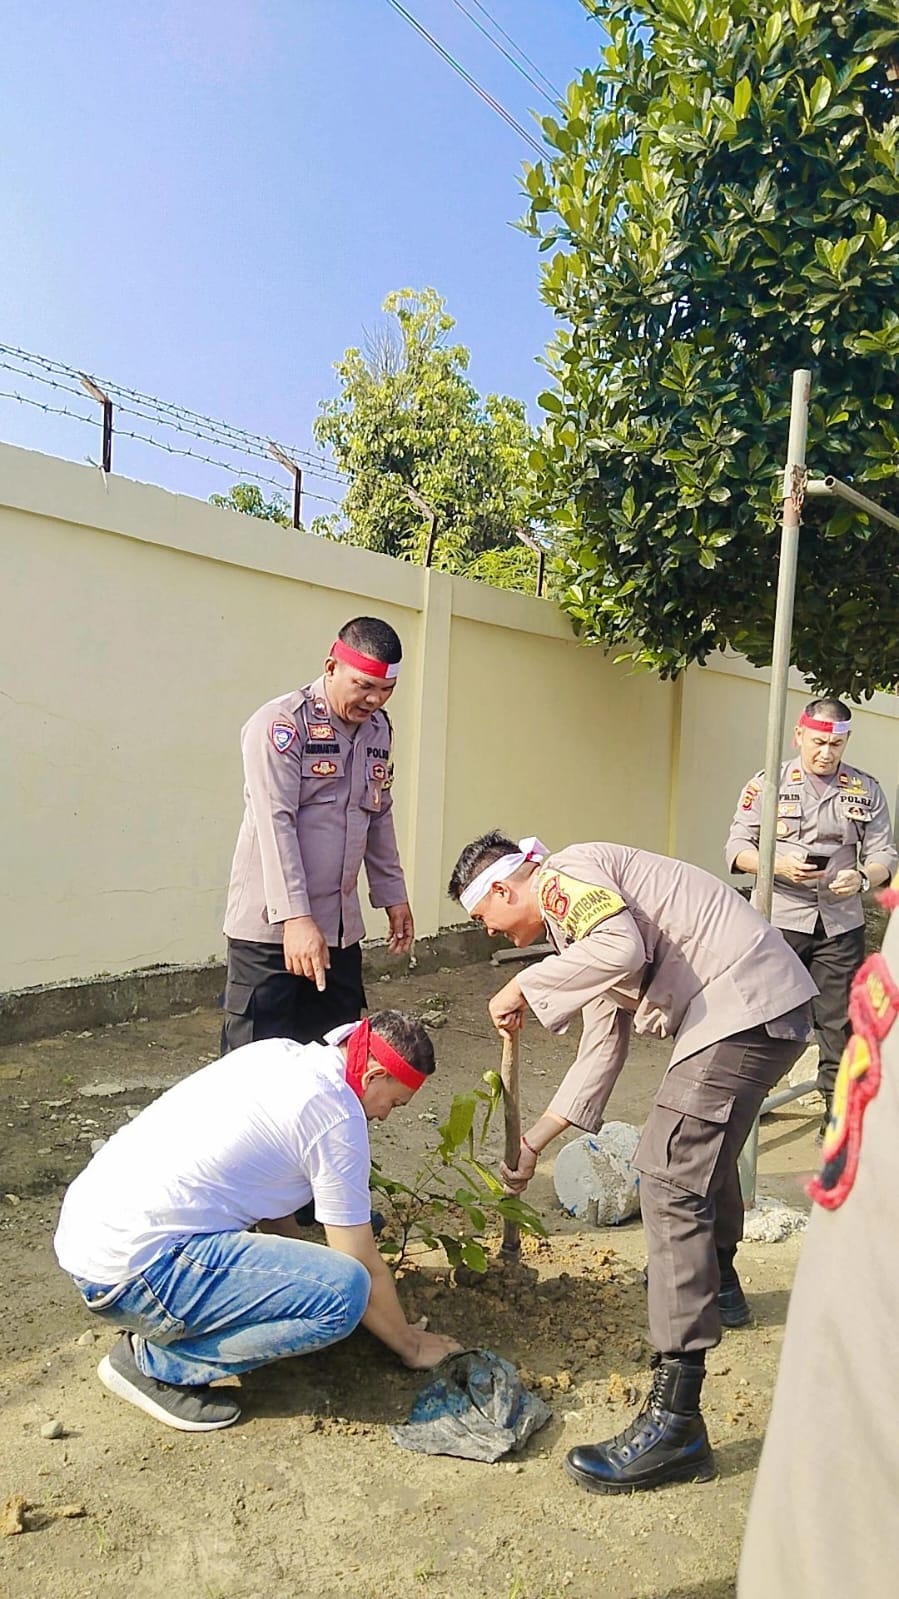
525;0;899;696
313;288;540;589
209;481;294;527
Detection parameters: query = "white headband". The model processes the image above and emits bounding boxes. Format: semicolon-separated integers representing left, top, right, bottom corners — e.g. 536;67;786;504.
459;836;549;915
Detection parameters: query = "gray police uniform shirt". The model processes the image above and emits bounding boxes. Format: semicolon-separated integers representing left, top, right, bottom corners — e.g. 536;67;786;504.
223;676;408;948
738;895;899;1598
516;843;816;1132
725;758;897;935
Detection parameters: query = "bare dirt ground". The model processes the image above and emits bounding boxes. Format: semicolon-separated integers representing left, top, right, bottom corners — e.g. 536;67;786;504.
0;959;823;1599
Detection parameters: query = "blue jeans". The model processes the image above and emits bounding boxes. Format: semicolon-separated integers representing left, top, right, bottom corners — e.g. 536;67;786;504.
72;1231;371;1388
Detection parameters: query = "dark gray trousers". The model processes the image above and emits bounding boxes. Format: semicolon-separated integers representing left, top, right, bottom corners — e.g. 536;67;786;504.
782;919;866;1097
634;1027;803;1354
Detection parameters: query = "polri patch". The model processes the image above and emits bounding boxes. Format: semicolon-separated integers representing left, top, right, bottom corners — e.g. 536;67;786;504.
270;720;298;753
310;759;337;778
740;781;760;811
371;761;387;782
537;870;625;942
808;953;899;1210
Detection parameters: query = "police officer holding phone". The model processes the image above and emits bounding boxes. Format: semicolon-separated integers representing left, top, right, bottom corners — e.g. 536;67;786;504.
725;697;897;1132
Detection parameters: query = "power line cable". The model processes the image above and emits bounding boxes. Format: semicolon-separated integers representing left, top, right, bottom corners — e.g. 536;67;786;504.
450;0;561;106
382;0;546;159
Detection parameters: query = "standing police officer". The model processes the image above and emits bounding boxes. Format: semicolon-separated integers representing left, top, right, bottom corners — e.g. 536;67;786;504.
221;617;414;1053
726;697;896;1131
449;832;815;1493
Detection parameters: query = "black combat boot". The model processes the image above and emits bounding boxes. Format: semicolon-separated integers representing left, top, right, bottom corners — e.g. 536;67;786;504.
716;1245;751;1329
565;1354;715;1494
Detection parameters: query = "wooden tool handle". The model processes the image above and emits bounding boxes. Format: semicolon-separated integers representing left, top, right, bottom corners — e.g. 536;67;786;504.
500;1031;522;1256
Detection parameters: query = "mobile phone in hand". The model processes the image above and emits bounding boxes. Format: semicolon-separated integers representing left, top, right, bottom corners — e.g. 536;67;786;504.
806;853;829;871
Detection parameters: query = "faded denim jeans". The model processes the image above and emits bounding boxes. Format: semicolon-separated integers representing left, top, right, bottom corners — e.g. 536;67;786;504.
72;1230;370;1388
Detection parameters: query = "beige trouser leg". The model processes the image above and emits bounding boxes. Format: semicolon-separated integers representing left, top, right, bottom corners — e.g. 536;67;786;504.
634;1028;802;1354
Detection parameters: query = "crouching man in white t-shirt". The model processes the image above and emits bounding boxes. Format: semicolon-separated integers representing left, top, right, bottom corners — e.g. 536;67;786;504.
54;1010;461;1433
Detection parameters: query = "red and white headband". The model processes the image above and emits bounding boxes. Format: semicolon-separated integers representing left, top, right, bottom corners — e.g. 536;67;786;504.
799;712;851;736
459;836;549;915
330;638;400;681
345;1019;428;1101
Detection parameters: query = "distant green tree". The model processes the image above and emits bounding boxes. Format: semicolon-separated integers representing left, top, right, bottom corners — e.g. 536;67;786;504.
209;482;293;527
313;288;538;588
525;0;899;696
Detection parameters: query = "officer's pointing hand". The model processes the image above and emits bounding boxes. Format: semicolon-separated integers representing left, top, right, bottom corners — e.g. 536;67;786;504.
283;916;331;991
386;902;415;955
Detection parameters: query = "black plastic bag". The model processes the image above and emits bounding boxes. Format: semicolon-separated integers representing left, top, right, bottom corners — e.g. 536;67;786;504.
391;1348;552;1462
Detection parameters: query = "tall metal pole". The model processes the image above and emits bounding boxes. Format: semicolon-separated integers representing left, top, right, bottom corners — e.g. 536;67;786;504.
738;369;811;1206
755;370;812;919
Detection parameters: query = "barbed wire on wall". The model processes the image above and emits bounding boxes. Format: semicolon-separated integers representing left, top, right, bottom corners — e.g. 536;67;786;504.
0;343;347;511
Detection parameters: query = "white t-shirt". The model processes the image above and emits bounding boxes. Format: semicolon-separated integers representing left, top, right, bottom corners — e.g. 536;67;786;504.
54;1034;371;1284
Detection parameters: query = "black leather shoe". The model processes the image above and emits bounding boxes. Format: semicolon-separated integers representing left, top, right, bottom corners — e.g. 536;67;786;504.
717;1265;752;1328
565;1357;716;1494
642;1259;752;1329
816;1092;834;1146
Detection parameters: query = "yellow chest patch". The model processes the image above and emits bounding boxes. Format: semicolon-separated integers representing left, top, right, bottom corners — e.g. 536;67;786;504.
538;870;625;942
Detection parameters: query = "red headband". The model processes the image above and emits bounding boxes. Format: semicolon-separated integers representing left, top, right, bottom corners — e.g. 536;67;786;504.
799;712;851;735
344;1019;427;1101
330;639;400;681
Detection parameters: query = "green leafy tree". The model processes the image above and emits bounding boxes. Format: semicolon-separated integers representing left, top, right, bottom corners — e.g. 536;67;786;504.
313;288;539;588
525;0;899;696
209;482;294;527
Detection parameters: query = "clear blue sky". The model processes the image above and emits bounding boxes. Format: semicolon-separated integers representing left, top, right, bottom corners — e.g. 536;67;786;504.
1;0;598;509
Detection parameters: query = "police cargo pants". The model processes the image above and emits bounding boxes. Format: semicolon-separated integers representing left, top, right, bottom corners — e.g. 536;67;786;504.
633;1027;803;1353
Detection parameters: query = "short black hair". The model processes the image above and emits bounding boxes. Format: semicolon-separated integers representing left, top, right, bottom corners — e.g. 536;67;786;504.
339;617;402;665
805;696;852;723
368;1009;436;1075
447;830;518;902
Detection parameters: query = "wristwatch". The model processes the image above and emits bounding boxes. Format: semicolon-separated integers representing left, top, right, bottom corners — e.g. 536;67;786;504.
859;869;871;893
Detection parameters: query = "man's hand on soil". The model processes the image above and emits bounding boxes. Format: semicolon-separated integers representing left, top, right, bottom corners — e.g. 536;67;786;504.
283;916;330;989
402;1319;462;1370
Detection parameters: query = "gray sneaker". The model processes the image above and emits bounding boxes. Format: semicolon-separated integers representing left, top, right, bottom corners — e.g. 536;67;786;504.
97;1334;240;1433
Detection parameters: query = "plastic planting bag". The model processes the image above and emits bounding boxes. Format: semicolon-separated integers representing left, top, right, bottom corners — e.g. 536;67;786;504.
391;1349;552;1463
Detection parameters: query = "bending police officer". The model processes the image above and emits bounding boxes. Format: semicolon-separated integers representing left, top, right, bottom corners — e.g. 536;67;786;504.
449;832;815;1494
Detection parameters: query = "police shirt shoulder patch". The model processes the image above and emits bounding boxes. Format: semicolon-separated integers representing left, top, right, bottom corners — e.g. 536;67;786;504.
740;778;762;811
537;870;626;942
808;952;899;1210
270;719;298;753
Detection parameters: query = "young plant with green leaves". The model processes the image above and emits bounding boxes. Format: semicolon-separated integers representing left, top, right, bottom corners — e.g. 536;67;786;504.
526;0;899;697
372;1071;545;1274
